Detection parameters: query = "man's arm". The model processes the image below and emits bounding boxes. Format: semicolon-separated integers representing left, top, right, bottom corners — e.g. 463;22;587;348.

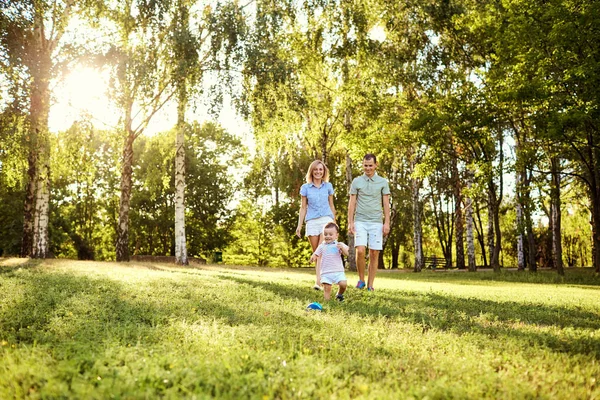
382;194;391;236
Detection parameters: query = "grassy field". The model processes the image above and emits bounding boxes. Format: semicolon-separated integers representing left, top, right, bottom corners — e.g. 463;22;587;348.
1;258;599;399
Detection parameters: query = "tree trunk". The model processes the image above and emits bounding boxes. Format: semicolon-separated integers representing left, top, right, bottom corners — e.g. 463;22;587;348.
452;158;465;269
345;151;356;271
412;158;423;272
26;11;53;259
32;155;50;258
550;156;564;275
116;132;135;262
475;202;488;267
524;170;537;272
391;237;400;269
174;89;188;266
593;201;600;272
583;128;600;272
516;169;526;270
21;150;37;257
465;171;476;272
487;187;495;269
488;130;504;272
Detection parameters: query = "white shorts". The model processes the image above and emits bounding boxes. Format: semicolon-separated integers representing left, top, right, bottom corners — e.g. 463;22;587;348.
305;216;334;237
320;271;347;285
354;221;383;250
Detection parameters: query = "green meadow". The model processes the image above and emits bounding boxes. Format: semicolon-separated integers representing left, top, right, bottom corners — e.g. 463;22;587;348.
1;258;599;399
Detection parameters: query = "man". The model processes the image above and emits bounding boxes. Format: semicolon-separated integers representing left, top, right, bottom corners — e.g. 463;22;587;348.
347;153;391;291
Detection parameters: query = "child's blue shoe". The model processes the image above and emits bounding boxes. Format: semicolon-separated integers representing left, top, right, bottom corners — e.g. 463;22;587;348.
306;302;323;311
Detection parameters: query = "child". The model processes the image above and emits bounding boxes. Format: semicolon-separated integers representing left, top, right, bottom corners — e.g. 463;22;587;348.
310;222;349;301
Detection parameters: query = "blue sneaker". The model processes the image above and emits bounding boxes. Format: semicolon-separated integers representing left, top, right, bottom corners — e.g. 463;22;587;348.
367;287;375;292
356;280;366;289
306;302;323;311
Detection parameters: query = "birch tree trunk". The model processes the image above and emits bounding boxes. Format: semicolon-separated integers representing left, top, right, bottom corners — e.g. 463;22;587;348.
411;158;424;272
487;186;495;268
116;131;135;261
28;9;53;258
516;170;526;270
465;171;476;271
174;88;188;265
550;156;563;275
452;157;465;269
32;154;50;258
21;151;37;257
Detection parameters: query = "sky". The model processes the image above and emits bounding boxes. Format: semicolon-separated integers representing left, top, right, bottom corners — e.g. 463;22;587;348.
48;66;253;150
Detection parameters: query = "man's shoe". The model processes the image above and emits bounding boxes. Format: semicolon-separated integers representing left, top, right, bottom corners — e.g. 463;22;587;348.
356;280;366;289
367;287;375;292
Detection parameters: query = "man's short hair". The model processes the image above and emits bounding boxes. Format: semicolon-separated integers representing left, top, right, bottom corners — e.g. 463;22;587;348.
363;153;377;163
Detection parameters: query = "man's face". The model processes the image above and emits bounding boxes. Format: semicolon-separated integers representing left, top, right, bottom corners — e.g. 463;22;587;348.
323;228;338;243
362;158;377;178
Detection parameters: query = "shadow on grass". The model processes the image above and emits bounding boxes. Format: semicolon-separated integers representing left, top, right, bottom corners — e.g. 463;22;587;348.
380;268;600;287
0;258;43;275
0;266;325;353
2;263;599;378
220;274;600;359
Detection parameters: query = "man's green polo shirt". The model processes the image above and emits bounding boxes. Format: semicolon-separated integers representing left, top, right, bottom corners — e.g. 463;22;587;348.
350;173;390;223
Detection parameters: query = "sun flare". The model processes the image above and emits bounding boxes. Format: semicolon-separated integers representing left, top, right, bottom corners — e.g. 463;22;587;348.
49;67;118;132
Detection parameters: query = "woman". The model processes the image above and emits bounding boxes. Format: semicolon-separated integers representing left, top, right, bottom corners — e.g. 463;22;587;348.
296;160;336;290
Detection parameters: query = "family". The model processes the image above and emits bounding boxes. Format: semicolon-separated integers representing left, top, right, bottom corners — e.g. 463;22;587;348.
296;154;391;302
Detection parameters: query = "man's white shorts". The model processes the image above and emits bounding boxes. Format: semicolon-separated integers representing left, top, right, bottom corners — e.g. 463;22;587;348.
354;221;383;250
320;271;347;285
305;216;334;236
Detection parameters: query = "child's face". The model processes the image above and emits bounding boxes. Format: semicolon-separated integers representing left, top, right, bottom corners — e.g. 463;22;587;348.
323;227;338;243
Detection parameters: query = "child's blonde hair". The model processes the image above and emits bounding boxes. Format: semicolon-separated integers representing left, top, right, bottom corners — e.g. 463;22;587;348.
305;160;330;183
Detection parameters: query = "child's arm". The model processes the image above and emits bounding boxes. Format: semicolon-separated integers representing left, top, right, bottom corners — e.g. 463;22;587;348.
337;242;349;257
311;244;323;263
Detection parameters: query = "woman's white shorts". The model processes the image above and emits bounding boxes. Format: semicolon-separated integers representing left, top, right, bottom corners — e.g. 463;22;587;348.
305;216;334;237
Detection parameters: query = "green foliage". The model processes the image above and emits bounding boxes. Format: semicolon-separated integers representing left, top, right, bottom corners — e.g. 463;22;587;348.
0;188;24;256
127;122;245;259
0;110;27;256
50;122;121;260
224;200;276;266
1;259;599;398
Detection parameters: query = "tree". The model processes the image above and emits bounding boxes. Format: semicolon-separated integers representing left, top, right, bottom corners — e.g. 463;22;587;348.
100;0;176;261
0;0;99;258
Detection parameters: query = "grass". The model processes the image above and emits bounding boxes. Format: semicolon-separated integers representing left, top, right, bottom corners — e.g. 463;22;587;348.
1;258;599;399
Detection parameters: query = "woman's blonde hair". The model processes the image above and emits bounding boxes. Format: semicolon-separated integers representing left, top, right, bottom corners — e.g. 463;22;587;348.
305;160;330;183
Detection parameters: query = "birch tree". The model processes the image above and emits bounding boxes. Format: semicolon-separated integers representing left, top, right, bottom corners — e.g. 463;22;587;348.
0;0;103;258
102;1;177;261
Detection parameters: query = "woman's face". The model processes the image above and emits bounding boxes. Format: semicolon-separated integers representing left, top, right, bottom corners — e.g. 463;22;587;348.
312;163;325;180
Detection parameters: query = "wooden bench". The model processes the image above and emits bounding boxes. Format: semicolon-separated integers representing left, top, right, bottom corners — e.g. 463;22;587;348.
424;256;445;269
